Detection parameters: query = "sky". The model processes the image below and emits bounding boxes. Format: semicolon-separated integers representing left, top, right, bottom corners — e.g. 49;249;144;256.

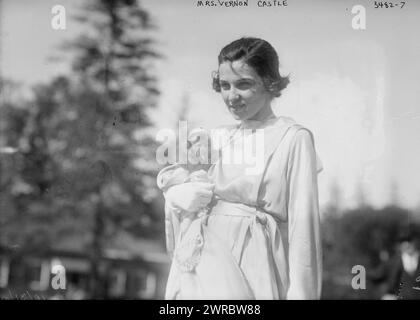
1;0;420;210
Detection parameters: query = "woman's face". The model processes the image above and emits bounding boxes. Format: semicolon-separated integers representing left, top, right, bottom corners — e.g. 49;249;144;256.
218;60;273;121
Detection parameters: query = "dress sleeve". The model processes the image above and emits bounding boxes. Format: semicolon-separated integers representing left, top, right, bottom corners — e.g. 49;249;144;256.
286;129;323;299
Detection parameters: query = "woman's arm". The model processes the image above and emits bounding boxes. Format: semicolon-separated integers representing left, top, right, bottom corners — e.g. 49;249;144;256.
286;128;323;300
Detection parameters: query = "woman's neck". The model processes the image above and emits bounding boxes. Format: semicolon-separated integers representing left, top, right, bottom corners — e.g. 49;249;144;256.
243;105;276;123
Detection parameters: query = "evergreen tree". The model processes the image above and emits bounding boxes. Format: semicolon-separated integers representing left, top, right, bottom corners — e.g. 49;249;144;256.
0;0;162;297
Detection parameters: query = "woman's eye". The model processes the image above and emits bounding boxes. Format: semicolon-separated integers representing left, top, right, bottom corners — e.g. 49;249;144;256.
220;83;230;90
236;82;253;90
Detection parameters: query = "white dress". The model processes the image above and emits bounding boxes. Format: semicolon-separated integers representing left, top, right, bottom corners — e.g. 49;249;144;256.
157;116;323;300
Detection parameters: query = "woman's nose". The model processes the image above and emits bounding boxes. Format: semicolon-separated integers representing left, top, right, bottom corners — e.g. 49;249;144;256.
228;89;241;102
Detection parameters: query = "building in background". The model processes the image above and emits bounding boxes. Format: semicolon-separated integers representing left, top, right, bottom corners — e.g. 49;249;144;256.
0;232;170;299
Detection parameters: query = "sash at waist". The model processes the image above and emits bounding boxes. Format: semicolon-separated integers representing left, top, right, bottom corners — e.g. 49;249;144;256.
205;197;288;298
174;197;289;298
208;198;269;225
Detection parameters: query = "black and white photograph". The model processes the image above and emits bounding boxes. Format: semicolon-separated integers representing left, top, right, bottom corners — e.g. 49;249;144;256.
1;0;420;305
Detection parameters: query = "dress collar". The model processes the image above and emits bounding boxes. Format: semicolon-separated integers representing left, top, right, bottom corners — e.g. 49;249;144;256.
239;115;280;130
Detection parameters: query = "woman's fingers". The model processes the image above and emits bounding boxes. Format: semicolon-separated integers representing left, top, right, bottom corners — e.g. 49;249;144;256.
193;183;214;207
193;181;215;190
197;189;213;197
195;184;214;199
197;189;213;204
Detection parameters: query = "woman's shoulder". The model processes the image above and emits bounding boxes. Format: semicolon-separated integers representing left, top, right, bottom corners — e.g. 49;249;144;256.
275;115;297;127
280;120;323;173
274;117;315;140
269;116;312;142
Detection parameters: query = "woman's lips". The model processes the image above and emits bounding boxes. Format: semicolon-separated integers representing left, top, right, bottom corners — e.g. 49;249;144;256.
229;104;246;112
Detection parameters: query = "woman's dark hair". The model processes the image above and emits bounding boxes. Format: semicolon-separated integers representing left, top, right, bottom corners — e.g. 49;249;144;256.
212;37;290;98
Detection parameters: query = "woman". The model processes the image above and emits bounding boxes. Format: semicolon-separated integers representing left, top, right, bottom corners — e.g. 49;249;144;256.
157;37;323;300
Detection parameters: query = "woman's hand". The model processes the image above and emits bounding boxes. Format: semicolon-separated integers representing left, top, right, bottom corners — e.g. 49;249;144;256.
165;181;215;213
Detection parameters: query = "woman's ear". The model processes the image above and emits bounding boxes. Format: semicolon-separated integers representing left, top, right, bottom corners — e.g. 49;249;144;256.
212;71;221;92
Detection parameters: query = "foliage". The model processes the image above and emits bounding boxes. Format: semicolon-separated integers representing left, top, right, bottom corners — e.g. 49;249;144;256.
0;0;163;297
322;205;420;299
